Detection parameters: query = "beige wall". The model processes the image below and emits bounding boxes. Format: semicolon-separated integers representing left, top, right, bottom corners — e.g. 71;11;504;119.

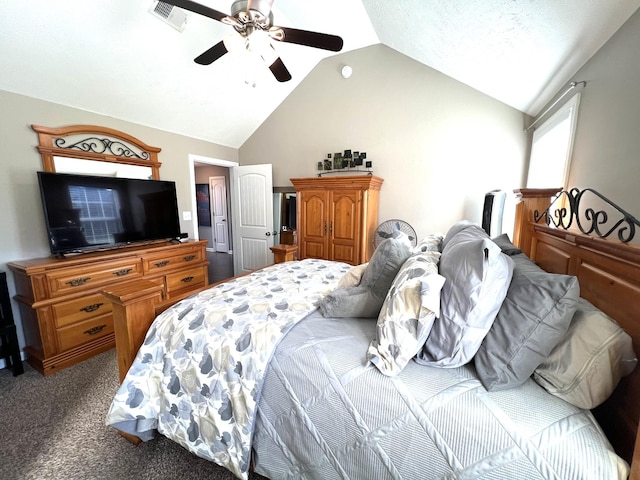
239;44;529;239
563;8;640;211
0;90;237;349
523;8;640;245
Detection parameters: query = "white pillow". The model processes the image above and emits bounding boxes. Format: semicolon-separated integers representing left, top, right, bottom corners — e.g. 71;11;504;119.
336;263;368;288
368;235;444;376
416;223;514;368
533;298;638;409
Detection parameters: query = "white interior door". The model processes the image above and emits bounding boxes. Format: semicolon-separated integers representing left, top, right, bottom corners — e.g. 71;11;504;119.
210;176;229;253
230;164;274;275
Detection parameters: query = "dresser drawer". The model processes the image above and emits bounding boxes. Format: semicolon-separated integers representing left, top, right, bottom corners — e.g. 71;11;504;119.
166;266;206;295
46;259;142;298
57;314;114;352
53;292;113;328
143;246;204;273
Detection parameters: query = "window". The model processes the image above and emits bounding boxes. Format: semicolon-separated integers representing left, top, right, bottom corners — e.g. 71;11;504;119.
69;185;123;244
527;93;580;188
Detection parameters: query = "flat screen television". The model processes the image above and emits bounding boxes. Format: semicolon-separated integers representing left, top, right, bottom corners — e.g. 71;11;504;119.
37;171;182;256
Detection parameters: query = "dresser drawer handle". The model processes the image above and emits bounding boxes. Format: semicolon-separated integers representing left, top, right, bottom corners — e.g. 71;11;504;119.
155;260;170;268
84;324;106;336
113;268;132;277
80;303;104;313
66;277;90;287
181;276;195;283
183;255;196;261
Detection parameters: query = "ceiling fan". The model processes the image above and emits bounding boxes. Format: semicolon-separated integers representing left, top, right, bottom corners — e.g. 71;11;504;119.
162;0;344;82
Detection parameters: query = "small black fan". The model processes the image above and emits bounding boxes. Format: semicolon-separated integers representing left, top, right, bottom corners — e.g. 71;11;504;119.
373;219;417;249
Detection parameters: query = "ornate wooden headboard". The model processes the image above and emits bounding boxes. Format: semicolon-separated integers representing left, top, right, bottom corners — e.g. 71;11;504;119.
513;188;640;476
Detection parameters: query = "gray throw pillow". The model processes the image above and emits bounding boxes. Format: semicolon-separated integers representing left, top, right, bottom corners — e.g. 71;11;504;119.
416;222;514;368
317;234;412;318
474;252;579;391
491;233;523;256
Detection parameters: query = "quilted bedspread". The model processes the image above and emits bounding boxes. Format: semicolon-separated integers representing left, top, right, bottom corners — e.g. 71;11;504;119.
252;311;629;480
105;259;351;479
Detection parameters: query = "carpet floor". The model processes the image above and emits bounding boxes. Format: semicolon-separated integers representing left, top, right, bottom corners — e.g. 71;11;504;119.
0;351;268;480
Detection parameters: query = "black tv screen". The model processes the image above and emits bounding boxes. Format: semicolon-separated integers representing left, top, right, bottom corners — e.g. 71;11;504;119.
37;171;181;255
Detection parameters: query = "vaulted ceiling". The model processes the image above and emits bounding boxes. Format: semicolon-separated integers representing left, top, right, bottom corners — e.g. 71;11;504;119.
1;1;638;148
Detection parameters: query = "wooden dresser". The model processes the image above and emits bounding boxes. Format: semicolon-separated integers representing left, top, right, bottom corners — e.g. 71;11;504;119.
8;240;208;375
291;176;383;265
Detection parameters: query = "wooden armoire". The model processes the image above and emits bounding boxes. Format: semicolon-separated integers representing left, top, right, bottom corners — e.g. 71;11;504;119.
290;175;383;265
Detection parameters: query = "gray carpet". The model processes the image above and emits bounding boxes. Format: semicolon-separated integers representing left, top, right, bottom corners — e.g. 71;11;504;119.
0;350;268;480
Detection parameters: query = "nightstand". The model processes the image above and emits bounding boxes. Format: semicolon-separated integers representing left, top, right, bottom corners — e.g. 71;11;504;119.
270;244;298;264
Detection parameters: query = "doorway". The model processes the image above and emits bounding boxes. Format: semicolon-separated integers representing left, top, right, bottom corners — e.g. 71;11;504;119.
189;154;237;283
189;155;275;278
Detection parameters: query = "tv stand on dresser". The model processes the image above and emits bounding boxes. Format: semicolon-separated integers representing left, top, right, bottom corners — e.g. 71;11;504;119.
8;240;208;375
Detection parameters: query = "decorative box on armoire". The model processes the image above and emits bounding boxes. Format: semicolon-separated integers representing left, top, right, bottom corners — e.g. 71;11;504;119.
290;175;383;266
0;271;24;376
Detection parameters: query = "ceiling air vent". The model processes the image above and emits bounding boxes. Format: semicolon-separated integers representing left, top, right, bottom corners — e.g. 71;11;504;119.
149;1;188;32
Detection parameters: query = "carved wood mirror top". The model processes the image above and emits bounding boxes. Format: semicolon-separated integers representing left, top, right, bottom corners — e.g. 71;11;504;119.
32;124;162;180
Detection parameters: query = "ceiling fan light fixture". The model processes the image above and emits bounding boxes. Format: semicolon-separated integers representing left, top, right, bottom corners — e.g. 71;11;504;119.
267;27;284;42
232;0;273;28
221;15;243;30
223;32;246;53
249;29;277;65
247;0;274;14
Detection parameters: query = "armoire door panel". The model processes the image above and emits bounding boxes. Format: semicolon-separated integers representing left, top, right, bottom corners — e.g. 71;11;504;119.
332;245;357;264
330;191;359;242
299;190;328;260
301;192;326;238
302;241;326;260
329;190;360;264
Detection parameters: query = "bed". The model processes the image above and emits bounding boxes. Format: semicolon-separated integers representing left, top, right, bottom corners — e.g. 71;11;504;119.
102;187;640;480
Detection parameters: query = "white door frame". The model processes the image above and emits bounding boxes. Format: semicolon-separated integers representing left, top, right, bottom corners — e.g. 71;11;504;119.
188;154;239;249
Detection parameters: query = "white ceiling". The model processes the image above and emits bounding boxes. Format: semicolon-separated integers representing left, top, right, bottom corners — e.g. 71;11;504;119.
1;1;638;148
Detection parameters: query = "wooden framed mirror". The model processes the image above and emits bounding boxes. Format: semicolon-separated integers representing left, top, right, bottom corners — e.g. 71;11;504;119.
32;124;162;179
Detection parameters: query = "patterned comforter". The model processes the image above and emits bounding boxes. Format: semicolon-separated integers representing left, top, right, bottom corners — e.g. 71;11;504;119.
106;259;351;479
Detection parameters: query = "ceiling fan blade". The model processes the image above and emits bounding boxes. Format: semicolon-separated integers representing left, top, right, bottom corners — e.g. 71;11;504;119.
161;0;228;22
269;57;292;82
194;41;228;65
275;26;343;52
